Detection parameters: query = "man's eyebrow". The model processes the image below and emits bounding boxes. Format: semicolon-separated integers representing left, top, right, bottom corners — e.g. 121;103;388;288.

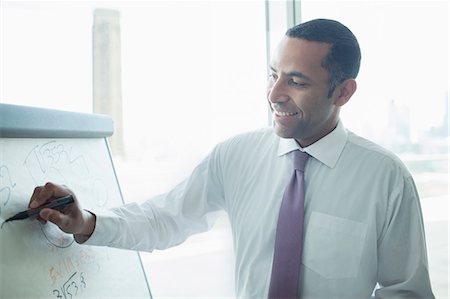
286;71;313;82
269;66;313;82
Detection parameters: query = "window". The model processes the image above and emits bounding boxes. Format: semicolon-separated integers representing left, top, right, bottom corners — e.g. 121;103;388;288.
115;2;268;297
300;1;448;296
3;1;445;297
2;1;268;297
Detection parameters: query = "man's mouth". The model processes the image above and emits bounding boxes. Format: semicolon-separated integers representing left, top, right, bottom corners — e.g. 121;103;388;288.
274;111;299;117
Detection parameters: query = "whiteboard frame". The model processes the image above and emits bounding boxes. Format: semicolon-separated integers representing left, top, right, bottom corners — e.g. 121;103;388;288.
0;103;152;298
0;103;113;138
104;137;153;297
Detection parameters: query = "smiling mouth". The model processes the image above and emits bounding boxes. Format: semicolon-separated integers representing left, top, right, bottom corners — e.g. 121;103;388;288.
274;111;299;116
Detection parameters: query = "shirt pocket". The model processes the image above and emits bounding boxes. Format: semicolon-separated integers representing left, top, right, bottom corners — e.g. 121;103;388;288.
302;211;367;279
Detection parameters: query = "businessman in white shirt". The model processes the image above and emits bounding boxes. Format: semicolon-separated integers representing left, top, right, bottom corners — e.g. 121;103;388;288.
29;19;434;298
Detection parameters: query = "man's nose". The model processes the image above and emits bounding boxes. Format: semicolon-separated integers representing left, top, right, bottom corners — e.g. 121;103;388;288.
268;79;289;105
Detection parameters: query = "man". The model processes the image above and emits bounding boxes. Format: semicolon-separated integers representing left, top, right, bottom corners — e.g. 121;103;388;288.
30;19;434;298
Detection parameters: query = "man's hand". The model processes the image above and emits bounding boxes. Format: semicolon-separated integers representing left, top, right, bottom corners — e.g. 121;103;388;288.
29;182;96;237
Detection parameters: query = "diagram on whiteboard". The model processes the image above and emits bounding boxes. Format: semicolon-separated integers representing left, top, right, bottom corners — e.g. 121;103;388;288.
19;140;110;247
0;104;151;299
23;140;110;207
24;140;90;186
0;165;16;219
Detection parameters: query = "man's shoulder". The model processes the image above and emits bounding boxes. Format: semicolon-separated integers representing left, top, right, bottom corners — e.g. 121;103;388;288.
213;127;277;158
220;127;276;148
346;130;393;156
345;130;411;177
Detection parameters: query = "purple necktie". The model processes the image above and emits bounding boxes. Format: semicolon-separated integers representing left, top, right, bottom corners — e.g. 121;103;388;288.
269;150;309;299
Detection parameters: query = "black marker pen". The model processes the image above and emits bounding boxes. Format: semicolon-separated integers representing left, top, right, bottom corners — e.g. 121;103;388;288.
1;194;74;226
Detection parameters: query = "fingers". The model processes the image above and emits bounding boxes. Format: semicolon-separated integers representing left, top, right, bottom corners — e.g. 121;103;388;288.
28;182;88;235
40;208;60;223
40;208;71;233
29;186;42;205
29;182;70;209
29;182;84;234
40;208;63;225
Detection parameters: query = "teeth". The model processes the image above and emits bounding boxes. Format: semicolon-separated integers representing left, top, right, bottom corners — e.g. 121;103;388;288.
276;111;298;116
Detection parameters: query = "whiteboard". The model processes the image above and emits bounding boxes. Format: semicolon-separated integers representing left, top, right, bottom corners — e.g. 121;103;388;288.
0;104;152;299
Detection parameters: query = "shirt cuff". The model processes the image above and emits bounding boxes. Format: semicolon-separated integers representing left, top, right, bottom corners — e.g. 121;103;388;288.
74;209;119;246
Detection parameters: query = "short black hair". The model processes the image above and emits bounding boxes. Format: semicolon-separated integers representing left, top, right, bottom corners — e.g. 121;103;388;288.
286;19;361;97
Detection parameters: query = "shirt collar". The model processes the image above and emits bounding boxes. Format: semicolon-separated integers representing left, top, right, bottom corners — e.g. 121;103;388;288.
276;120;348;168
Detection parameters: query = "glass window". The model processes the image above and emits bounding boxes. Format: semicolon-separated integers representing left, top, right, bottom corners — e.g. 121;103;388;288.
115;2;267;297
301;1;448;297
1;2;93;112
2;1;268;297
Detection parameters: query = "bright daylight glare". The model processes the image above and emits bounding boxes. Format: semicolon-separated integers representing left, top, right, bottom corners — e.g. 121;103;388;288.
1;1;448;298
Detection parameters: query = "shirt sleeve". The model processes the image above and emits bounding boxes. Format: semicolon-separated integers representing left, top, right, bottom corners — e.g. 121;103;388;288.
375;175;435;298
78;146;226;252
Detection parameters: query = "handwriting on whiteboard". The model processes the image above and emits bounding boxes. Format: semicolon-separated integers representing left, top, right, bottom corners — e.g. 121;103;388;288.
24;140;89;185
41;221;74;248
52;271;87;299
47;247;99;287
23;140;110;208
0;165;16;218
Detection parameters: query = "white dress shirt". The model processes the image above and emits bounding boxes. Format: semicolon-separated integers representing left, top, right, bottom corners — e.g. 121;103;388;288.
83;121;434;298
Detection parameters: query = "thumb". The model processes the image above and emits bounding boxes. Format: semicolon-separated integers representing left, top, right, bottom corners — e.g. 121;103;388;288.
40;208;66;228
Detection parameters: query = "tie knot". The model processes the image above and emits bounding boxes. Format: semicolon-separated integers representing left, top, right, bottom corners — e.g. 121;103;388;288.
293;150;309;171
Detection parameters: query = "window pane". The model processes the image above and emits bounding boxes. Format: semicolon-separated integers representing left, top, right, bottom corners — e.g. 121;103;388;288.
115;2;267;297
301;1;448;296
2;1;268;297
1;2;93;112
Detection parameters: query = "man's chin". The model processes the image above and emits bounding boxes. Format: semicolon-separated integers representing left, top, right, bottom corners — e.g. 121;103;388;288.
273;126;296;139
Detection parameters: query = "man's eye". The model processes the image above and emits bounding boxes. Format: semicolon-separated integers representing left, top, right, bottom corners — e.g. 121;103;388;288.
289;79;306;87
269;73;278;80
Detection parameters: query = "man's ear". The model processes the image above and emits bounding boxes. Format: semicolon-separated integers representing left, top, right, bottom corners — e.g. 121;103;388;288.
334;79;357;107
